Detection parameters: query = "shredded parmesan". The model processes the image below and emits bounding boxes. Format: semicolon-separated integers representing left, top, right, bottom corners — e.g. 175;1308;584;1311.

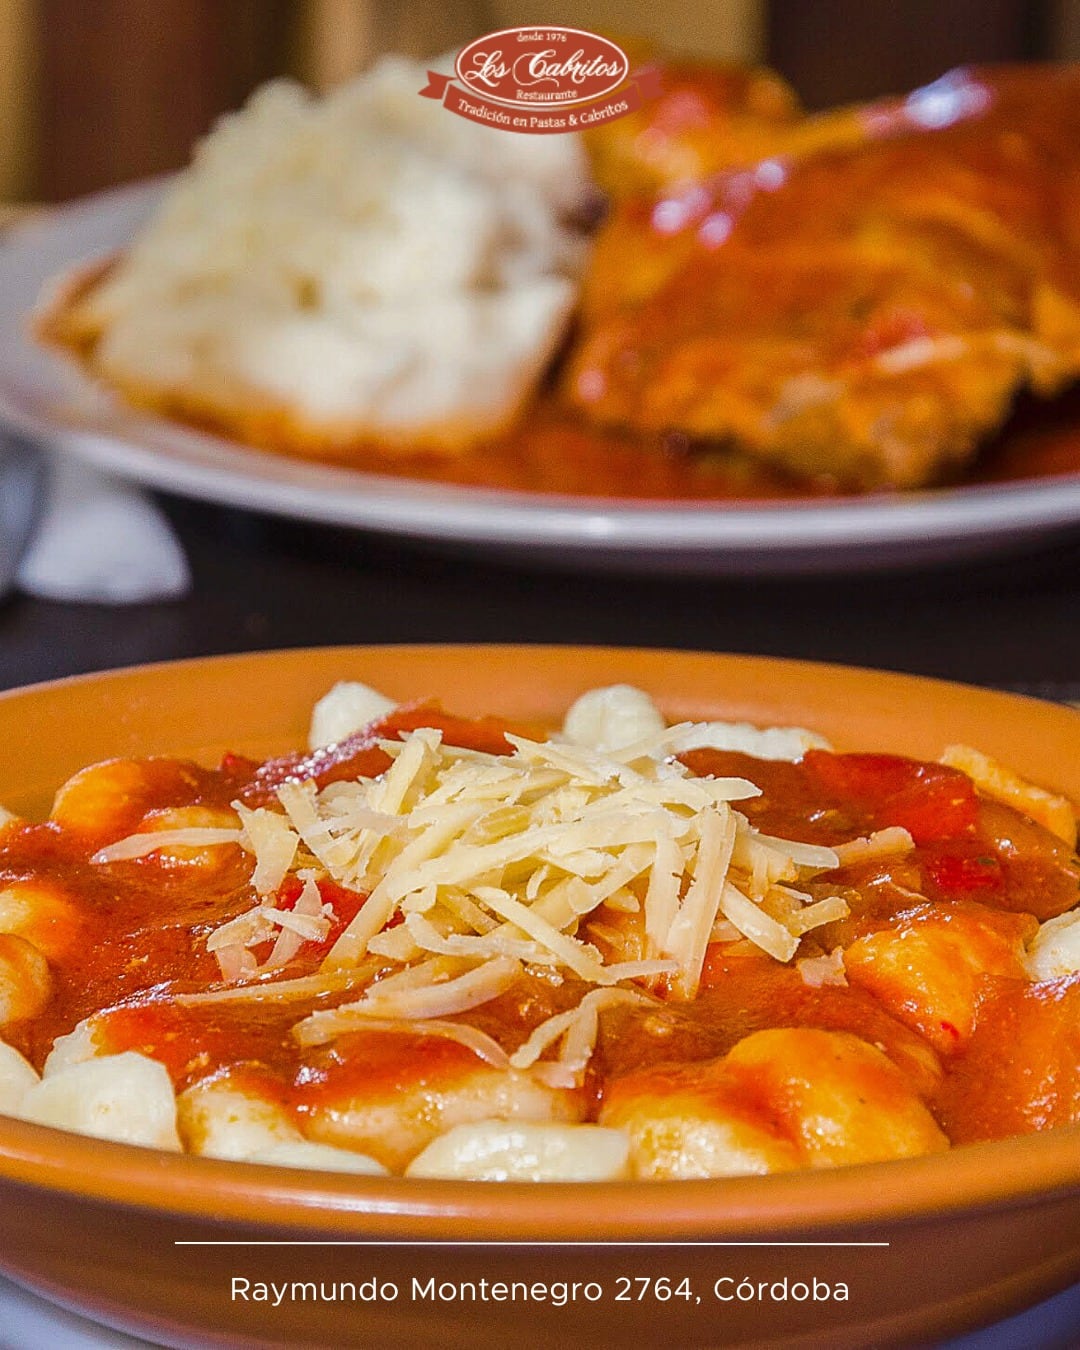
213;722;846;1003
92;827;241;864
797;946;849;988
188;698;856;1090
294;1014;511;1066
719;882;800;962
206;876;331;981
509;987;649;1086
293;957;521;1042
662;807;736;997
832;827;915;868
781;893;850;935
237;806;300;895
173;963;383;1006
263;876;329;970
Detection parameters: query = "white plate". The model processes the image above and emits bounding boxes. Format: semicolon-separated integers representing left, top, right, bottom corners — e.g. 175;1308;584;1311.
2;181;1080;576
0;1274;157;1348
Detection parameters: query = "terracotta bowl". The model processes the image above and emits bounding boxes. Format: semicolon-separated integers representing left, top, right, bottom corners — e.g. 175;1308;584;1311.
0;645;1077;1349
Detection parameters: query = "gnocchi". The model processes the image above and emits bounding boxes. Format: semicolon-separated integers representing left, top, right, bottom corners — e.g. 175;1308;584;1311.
18;1052;181;1150
0;681;1075;1183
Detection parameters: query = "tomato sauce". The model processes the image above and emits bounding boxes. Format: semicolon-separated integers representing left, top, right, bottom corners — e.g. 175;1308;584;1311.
258;383;1080;504
1;712;1077;1152
250;402;827;503
933;973;1080;1142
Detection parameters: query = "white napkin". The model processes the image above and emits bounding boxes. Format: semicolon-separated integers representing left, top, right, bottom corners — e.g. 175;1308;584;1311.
17;451;190;603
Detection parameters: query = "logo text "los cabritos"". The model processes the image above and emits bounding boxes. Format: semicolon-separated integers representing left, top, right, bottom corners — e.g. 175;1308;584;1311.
420;28;658;134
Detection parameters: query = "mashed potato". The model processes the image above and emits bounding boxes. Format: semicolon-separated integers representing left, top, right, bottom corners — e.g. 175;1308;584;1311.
46;58;594;455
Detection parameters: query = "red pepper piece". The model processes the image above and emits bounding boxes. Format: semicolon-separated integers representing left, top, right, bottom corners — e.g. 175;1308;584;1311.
923;849;1004;899
274;874;305;908
273;876;372;954
803;751;978;844
235;700;544;807
315;878;369;932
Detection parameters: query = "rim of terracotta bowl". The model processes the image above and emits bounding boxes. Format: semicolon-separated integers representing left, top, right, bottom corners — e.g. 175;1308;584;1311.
0;644;1077;1242
0;1112;1078;1242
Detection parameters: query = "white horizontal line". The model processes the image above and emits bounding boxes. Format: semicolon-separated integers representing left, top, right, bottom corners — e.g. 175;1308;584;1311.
174;1240;890;1248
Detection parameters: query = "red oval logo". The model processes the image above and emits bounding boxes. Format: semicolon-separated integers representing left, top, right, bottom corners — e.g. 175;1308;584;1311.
455;27;630;110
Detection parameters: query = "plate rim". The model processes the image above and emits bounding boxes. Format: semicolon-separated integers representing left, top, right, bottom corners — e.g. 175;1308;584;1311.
2;181;1080;563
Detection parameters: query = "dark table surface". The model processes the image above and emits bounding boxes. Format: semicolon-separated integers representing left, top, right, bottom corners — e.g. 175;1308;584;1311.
2;491;1080;697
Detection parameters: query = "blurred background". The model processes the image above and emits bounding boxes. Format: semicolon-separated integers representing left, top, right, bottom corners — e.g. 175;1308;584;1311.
0;0;1077;205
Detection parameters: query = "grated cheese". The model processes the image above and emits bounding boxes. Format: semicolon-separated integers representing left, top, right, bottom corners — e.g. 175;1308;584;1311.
212;720;847;996
173;963;383;1007
509;987;649;1087
237;805;300;896
662;807;736;998
832;827;915;868
92;827;242;864
797;946;849;988
206;876;331;981
195;693;860;1087
263;876;329;970
294;1014;511;1067
293;957;521;1042
719;882;799;962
